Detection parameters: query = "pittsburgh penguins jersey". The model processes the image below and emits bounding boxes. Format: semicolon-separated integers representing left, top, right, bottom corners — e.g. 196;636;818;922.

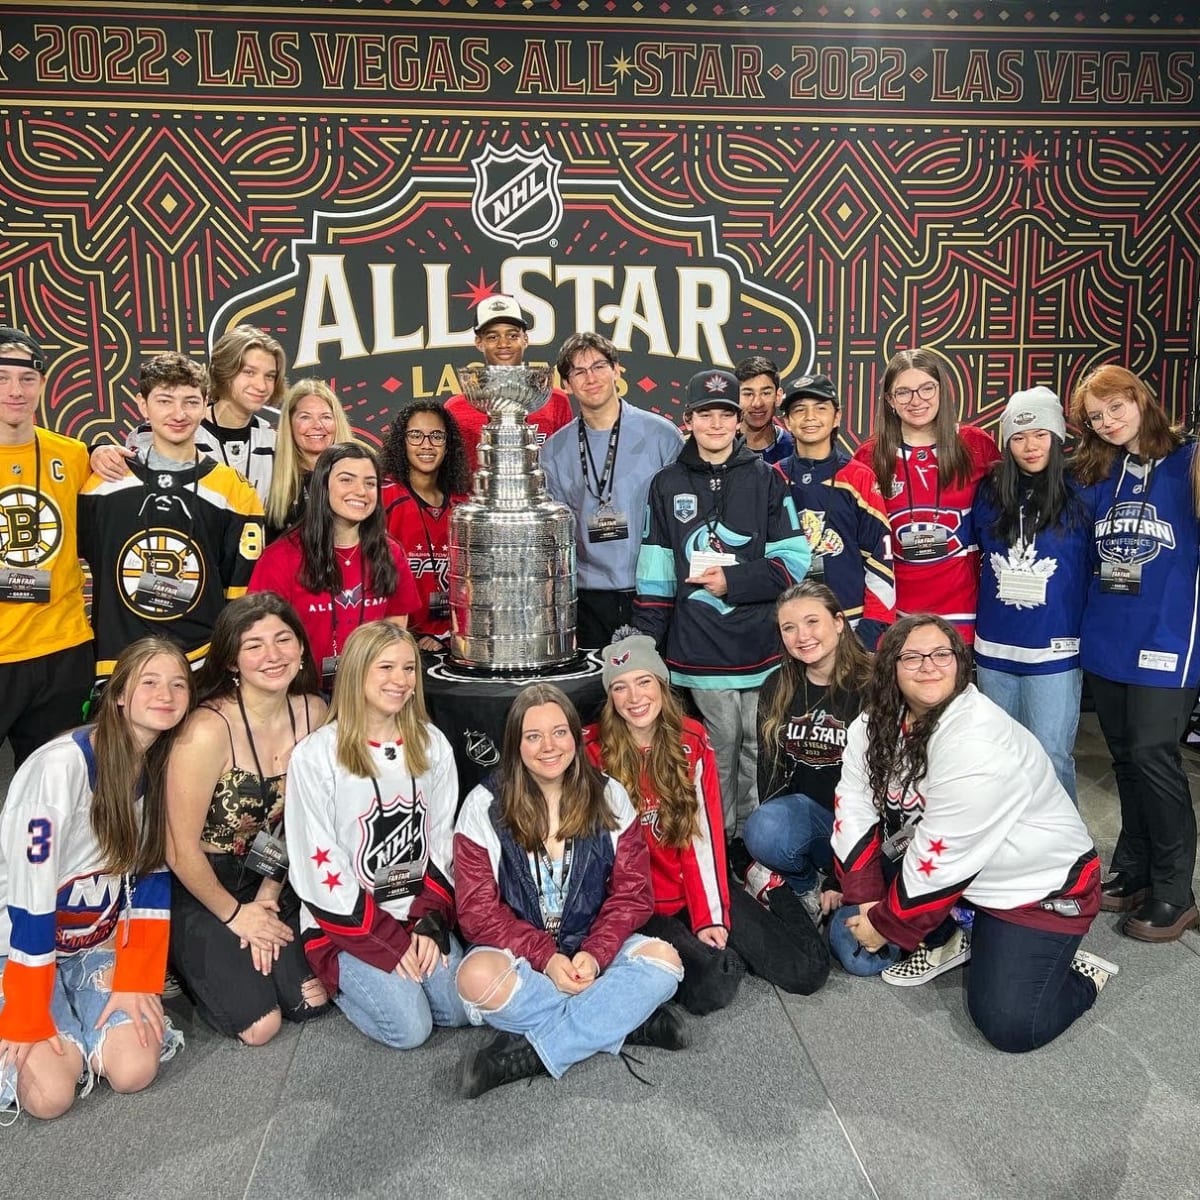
77;455;264;678
0;728;171;1043
127;412;276;505
0;429;92;664
853;426;999;643
382;481;467;639
284;721;457;995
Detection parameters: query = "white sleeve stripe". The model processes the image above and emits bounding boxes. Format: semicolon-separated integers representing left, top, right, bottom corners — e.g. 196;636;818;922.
693;762;724;925
9;948;56;969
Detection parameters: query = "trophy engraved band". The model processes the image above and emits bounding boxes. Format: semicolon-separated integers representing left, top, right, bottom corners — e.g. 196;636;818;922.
448;364;578;672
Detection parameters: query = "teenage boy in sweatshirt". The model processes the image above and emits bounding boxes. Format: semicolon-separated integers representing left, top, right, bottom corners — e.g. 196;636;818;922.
79;352;264;682
635;368;810;842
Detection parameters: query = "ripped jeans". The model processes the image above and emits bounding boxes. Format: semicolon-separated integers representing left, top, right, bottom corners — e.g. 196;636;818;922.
457;934;682;1079
0;947;183;1119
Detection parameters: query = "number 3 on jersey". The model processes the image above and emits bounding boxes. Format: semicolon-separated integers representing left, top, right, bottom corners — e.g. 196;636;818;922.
26;817;53;863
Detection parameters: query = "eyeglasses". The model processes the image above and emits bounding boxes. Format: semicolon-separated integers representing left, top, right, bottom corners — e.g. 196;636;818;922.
567;360;614;382
897;647;957;673
480;330;525;346
890;380;939;406
1083;397;1132;430
405;429;447;446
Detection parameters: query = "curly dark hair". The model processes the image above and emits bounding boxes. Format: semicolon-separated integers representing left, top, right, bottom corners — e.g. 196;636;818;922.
863;615;971;815
381;400;470;497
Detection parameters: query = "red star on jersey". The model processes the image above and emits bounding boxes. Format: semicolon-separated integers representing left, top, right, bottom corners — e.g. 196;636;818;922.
927;838;947;856
917;857;936;877
311;847;331;867
322;871;343;891
833;818;843;835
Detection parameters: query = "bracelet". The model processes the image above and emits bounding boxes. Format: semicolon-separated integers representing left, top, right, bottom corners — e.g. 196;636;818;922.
222;901;242;926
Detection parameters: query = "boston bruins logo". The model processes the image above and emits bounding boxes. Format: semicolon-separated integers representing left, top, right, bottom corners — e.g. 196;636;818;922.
118;527;205;618
0;485;62;566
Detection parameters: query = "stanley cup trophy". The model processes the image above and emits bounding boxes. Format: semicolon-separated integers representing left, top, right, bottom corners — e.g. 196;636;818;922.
448;364;578;672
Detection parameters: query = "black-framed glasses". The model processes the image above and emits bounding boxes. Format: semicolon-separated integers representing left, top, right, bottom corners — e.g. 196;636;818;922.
890;380;938;405
897;648;957;673
405;429;447;446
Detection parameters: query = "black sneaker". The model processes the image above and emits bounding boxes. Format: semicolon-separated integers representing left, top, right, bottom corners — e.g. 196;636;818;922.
458;1031;548;1099
727;836;752;883
625;1003;691;1051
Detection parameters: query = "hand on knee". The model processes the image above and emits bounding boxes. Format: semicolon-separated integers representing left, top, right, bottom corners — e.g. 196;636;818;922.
456;951;515;1009
238;1008;282;1046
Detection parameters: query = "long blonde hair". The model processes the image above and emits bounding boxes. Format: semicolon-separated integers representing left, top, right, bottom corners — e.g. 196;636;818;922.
266;379;353;531
326;622;430;779
499;685;616;853
598;679;699;849
93;637;195;875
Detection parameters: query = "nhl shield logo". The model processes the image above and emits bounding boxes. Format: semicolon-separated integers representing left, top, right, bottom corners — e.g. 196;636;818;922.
471;146;564;249
673;494;698;523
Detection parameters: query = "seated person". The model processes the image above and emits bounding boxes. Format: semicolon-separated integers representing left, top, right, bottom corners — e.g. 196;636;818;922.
0;637;192;1121
166;594;330;1044
585;633;829;1015
832;615;1118;1052
453;684;687;1098
744;582;872;920
285;622;467;1049
249;442;419;691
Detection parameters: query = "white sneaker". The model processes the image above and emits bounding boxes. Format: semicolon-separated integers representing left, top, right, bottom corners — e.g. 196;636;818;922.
1070;949;1120;994
882;927;971;987
743;860;786;907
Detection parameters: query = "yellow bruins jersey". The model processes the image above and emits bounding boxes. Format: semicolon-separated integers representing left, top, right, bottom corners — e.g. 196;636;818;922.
0;429;91;664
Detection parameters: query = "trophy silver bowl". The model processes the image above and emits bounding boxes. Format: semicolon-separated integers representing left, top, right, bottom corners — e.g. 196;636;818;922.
448;365;577;672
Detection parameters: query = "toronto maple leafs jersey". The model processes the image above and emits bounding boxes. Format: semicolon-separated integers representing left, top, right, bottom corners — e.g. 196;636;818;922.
284;721;457;994
853;426;999;642
973;477;1094;676
1080;444;1200;689
832;686;1100;951
0;729;171;1043
634;438;810;688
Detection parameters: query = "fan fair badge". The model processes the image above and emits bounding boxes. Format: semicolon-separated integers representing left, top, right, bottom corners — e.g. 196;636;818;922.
134;572;197;615
898;526;948;562
997;568;1047;605
587;504;629;543
245;830;290;882
687;548;737;579
373;859;423;903
1099;561;1141;595
0;567;50;603
806;553;825;579
427;590;450;620
321;654;341;683
881;818;921;862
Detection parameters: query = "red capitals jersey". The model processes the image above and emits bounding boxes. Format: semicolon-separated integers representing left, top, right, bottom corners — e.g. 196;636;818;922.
444;388;573;475
853;425;998;642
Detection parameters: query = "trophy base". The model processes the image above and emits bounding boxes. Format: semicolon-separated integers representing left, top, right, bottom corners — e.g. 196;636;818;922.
444;652;591;680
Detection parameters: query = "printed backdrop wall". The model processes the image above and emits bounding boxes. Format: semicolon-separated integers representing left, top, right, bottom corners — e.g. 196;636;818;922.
1;0;1198;449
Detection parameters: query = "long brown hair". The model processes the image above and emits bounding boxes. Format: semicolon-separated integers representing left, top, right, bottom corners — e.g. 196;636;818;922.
760;581;874;759
871;348;973;491
326;622;431;779
598;678;699;849
499;684;616;852
92;637;195;875
1068;364;1187;488
863;616;970;814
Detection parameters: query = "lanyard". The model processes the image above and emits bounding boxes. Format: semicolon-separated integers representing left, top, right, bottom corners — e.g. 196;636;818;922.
533;838;574;913
235;689;298;838
899;444;942;520
369;757;417;822
787;455;830;551
2;431;41;566
576;410;622;505
411;488;446;569
330;544;368;656
1111;454;1157;546
207;408;250;470
700;463;727;547
138;451;200;547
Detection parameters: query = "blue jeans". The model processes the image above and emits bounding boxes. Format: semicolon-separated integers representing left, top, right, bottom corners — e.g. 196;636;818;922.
965;909;1095;1053
457;935;682;1079
742;792;834;894
976;666;1081;804
334;936;469;1049
827;906;902;976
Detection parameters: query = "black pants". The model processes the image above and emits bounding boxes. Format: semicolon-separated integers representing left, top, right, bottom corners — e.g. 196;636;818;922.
642;888;830;1015
576;588;634;650
0;641;94;768
1086;672;1198;907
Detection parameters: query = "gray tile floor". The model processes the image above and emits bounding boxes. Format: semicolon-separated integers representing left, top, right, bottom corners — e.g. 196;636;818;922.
2;714;1199;1199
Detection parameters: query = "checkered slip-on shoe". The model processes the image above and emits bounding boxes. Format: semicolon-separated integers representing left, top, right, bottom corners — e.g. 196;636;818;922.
1070;949;1120;994
881;927;971;987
